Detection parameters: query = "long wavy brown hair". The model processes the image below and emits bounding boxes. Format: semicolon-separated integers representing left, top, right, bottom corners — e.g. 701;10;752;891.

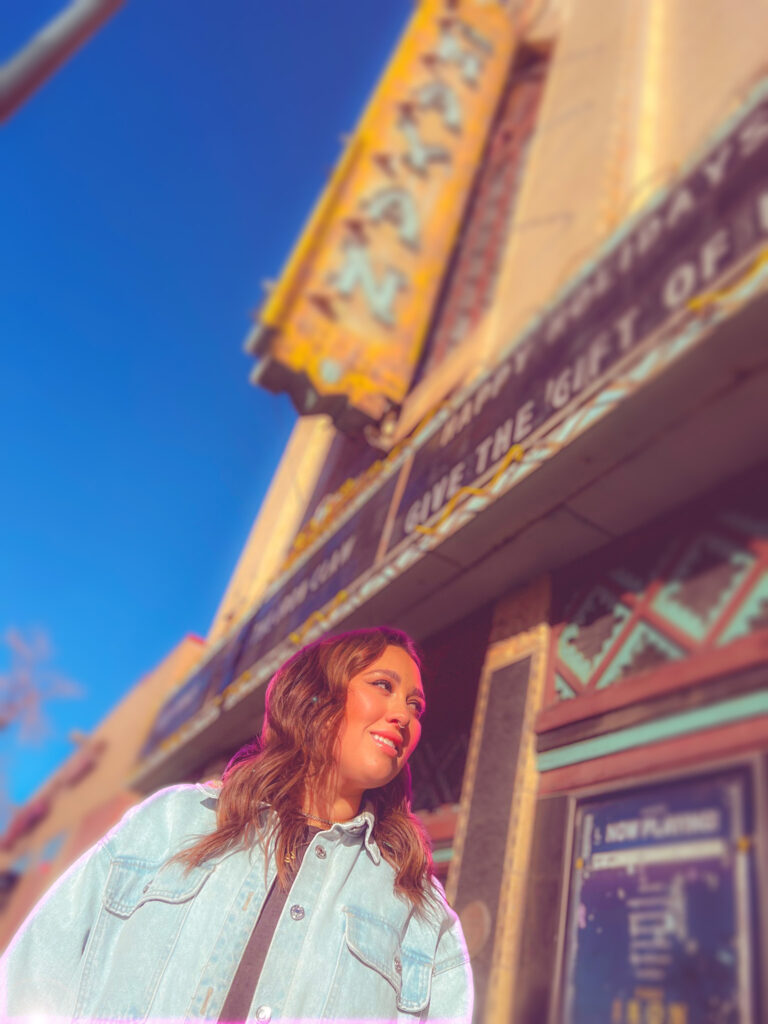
174;627;438;911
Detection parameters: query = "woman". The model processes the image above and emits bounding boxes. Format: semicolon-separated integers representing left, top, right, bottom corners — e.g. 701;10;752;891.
1;626;473;1023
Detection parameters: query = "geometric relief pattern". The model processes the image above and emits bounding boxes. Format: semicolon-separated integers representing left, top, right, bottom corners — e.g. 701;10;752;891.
549;471;768;707
558;586;632;683
597;623;686;689
652;532;755;642
716;569;768;646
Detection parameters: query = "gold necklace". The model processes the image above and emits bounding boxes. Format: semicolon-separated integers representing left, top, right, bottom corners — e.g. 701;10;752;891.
300;808;359;827
300;810;335;827
283;812;336;864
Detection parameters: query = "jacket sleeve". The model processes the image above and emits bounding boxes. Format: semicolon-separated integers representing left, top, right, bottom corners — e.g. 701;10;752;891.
427;912;474;1024
0;836;113;1022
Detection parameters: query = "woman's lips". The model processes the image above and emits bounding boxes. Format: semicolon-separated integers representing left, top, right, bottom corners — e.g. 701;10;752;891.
370;732;400;757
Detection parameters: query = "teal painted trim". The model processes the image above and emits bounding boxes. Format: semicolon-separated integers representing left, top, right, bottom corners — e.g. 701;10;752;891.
555;674;577;700
432;847;454;864
718;572;768;647
538;691;768;772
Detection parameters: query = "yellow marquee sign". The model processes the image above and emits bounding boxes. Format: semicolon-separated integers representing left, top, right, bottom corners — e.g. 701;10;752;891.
248;0;517;431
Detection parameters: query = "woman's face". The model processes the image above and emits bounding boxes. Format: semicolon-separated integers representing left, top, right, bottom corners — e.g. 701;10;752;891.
333;645;425;802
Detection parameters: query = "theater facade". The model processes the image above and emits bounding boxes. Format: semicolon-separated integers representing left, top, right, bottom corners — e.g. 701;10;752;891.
5;2;768;1021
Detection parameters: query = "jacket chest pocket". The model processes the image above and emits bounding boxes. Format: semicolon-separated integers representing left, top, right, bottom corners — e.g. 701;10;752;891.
333;907;434;1016
75;857;213;1022
103;857;212;915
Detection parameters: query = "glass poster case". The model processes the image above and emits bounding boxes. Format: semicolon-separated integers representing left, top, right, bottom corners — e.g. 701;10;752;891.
560;767;760;1024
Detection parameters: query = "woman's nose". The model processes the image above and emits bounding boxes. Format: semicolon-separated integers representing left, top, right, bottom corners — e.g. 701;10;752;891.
387;702;409;727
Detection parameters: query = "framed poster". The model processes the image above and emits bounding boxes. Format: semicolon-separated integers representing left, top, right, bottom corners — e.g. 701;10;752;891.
560;767;760;1023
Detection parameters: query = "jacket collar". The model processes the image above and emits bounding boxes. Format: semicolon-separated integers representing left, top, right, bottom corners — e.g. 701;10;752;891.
330;800;380;865
196;783;382;865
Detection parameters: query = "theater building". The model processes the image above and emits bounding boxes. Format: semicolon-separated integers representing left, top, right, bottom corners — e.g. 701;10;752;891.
5;2;768;1020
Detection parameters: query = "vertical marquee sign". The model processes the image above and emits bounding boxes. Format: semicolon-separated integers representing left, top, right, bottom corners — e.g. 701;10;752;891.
560;769;760;1024
249;0;516;431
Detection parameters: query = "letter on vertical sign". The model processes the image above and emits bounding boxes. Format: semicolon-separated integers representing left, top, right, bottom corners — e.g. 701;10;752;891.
414;81;463;133
363;186;422;249
434;20;492;86
397;112;450;175
328;240;408;326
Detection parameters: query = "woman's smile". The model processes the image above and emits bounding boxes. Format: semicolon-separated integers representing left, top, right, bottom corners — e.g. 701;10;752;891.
333;645;425;801
369;729;402;756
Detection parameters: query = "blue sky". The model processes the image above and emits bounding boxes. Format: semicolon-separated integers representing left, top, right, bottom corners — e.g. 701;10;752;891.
1;0;411;817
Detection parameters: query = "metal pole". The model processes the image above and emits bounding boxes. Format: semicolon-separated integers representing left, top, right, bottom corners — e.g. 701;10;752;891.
0;0;125;123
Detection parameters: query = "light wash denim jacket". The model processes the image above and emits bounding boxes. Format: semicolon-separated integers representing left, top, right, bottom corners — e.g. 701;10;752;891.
0;783;473;1023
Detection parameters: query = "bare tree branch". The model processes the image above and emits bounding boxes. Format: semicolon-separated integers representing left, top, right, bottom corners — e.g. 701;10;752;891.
0;627;83;741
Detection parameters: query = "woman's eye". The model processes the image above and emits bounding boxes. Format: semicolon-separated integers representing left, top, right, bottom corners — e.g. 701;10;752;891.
372;678;392;692
409;702;425;718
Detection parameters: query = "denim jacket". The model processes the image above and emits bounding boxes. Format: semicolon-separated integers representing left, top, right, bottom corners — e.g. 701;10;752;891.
0;783;473;1023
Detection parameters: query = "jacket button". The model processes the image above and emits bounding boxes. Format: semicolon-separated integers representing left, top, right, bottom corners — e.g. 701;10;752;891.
315;845;327;859
394;955;402;974
254;1006;271;1022
290;904;305;921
